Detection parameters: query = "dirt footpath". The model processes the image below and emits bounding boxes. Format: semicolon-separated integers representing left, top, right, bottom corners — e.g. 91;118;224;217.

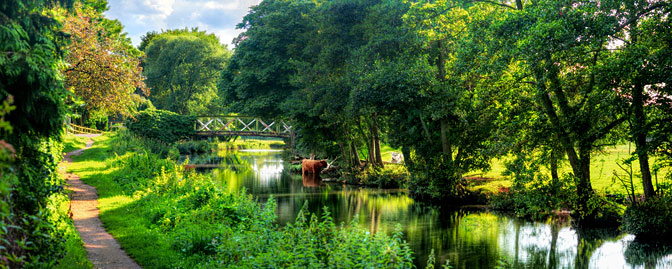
62;138;141;269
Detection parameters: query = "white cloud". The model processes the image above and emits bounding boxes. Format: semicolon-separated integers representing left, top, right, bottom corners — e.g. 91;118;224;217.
104;0;261;47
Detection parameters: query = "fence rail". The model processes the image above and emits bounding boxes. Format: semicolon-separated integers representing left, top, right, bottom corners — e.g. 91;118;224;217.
67;123;106;135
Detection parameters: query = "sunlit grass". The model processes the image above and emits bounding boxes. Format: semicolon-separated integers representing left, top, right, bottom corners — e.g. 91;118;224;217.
218;138;285;150
467;144;671;195
62;134;90;153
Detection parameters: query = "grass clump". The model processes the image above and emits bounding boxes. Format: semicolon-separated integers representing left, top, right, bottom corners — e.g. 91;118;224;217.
66;132;414;268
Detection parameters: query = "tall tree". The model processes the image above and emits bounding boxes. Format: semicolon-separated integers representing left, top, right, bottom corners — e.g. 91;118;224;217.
63;3;148;118
605;0;672;199
492;0;629;221
143;28;230;115
219;0;317;118
400;0;505;200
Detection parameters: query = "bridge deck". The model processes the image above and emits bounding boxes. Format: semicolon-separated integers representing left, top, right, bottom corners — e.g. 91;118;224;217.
195;116;293;139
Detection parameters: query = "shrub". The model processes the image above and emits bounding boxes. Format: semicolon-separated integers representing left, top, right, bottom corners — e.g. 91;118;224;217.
407;155;468;202
175;140;215;155
126;109;196;144
623;193;672;240
357;164;410;188
111;130;178;159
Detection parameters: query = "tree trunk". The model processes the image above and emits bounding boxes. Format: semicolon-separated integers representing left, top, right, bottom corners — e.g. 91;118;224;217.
351;141;362;168
633;82;655;199
575;145;594;217
372;113;384;168
440;118;450;156
402;146;412;167
550;148;559;183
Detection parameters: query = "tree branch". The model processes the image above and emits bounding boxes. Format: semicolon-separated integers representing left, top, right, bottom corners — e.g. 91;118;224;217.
471;0;517;10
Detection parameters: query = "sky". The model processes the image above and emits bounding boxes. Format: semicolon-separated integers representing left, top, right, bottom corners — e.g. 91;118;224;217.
104;0;262;48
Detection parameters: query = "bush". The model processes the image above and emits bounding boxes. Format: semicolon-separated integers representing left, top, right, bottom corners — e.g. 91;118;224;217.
623;193;672;240
175;140;215;155
111;130;178;159
357;164;410;188
126;109;196;144
407;155;468;202
489;175;575;220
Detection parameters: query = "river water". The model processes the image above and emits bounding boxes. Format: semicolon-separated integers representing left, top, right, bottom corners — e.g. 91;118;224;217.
210;150;672;268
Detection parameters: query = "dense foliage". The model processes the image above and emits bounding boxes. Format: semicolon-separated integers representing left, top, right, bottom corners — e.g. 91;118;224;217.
623;188;672;239
126;109;196;144
0;0;82;267
141;29;231;115
221;0;672;223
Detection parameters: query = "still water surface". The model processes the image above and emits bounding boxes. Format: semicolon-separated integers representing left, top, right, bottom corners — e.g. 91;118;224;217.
210;150;672;268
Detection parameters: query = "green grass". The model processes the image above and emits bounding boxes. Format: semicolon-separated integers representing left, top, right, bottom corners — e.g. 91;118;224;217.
466;144;671;195
52;193;92;269
218;138;285;150
62;134;90;153
65;133;414;268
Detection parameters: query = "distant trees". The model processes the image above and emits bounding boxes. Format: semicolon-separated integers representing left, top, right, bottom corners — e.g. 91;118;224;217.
141;29;231;115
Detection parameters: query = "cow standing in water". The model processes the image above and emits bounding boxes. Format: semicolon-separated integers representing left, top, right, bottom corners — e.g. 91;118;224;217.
301;159;328;176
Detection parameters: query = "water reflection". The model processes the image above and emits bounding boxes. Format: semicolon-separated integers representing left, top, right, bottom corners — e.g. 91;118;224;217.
302;173;324;187
211;150;672;268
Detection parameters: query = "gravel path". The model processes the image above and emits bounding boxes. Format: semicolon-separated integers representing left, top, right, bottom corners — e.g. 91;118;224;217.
62;137;141;269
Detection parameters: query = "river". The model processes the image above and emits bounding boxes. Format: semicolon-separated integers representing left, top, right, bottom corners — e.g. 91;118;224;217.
208;149;672;268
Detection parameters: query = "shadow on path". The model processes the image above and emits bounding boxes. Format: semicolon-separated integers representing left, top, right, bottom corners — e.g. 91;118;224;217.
61;136;141;269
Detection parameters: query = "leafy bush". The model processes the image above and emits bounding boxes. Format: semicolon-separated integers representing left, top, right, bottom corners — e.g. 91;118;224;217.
489;175;575;220
111;130;178;159
407;155;468;202
357;164;410;188
623;192;672;240
489;156;576;220
175;140;215;155
126;109;196;144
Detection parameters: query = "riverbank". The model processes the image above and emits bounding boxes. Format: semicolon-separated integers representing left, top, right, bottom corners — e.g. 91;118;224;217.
64;131;414;268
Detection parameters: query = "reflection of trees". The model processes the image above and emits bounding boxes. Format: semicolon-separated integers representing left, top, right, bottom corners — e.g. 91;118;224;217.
624;239;672;267
573;228;618;269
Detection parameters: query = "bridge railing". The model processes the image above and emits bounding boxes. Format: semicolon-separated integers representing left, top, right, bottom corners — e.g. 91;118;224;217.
195;116;293;137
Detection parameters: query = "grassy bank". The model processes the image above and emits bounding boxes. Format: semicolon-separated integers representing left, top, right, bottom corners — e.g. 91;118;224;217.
65;132;413;268
218;138;285;150
467;144;671;196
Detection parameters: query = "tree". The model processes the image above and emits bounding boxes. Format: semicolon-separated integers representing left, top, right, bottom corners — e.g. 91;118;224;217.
491;0;630;221
1;0;74;266
143;28;230;115
400;0;505;200
63;3;148;119
604;0;672;199
219;0;317;118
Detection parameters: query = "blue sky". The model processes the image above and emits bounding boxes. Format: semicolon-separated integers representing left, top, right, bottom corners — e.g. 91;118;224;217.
104;0;262;48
